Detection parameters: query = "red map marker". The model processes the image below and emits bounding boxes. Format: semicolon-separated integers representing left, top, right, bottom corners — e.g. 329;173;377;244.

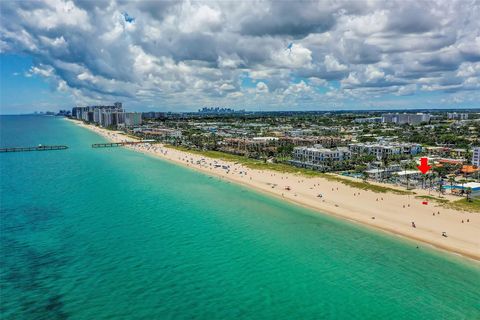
417;157;431;174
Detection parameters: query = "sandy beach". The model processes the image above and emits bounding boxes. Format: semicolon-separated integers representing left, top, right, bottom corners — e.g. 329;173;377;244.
70;119;480;261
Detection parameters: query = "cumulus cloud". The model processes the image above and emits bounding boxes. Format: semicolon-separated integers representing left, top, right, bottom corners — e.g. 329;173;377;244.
1;0;479;110
256;81;269;94
324;55;347;72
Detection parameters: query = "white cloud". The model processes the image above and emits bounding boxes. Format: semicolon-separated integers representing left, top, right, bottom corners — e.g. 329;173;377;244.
1;0;479;109
26;65;54;77
284;81;312;95
256;81;269;94
272;44;313;69
324;55;347;72
178;3;222;33
219;83;236;91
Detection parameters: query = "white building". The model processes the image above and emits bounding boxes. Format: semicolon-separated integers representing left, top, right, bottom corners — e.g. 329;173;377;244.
349;142;422;160
75;103;125;128
354;117;383;123
447;113;469;120
290;145;351;170
450;182;480;198
125;112;143;126
139;128;182;139
100;110;125;127
473;147;480;167
395;170;423;181
382;113;430;125
364;169;389;180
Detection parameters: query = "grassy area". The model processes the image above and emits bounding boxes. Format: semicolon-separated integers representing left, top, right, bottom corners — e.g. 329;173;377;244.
165;145;414;195
415;195;480;213
323;175;414;195
415;195;449;204
446;198;480;213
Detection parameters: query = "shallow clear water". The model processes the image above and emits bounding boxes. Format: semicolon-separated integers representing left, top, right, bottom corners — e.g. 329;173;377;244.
1;115;479;320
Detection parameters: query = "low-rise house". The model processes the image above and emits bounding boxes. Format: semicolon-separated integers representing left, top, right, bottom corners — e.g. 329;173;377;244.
394;170;424;182
136;128;182;140
364;169;389;180
450;182;480;198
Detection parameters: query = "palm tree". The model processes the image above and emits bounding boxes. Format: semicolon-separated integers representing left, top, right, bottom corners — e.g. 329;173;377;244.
438;178;444;196
459;179;467;196
362;171;368;182
382;154;390;183
466;187;472;202
448;176;455;188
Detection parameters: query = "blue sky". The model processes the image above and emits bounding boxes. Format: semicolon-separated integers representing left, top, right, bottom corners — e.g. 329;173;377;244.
1;54;74;113
1;0;479;114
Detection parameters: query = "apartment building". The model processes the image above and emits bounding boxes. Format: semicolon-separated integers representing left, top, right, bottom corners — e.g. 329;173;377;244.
473;147;480;167
382;113;430;125
290;145;351;170
349;142;422;160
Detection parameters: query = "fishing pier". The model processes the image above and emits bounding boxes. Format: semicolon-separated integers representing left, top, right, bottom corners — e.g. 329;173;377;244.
0;145;68;153
92;140;155;148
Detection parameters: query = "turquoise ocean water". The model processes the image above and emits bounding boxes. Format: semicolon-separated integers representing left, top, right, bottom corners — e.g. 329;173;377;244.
1;115;479;319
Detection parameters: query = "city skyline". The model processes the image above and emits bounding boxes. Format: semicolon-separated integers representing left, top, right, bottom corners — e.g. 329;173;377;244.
1;0;480;114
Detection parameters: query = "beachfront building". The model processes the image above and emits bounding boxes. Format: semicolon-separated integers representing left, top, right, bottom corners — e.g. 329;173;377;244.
348;142;422;160
290;145;351;171
220;137;279;157
394;170;424;186
473;147;480;167
135;128;182;141
450;182;480;198
364;168;392;180
100;109;125;127
72;103;130;128
72;106;91;121
125;112;143;127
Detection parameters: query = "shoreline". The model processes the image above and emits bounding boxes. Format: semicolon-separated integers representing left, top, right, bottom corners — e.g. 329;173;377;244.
68;119;480;262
